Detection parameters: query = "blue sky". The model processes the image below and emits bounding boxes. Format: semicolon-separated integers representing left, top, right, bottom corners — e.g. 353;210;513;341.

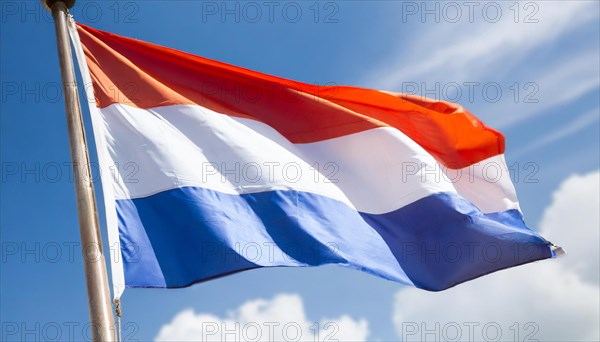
1;1;599;341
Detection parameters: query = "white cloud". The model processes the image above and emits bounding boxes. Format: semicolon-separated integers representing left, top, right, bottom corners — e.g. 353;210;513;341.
393;171;600;341
155;293;369;341
367;1;598;89
539;171;600;285
487;51;600;129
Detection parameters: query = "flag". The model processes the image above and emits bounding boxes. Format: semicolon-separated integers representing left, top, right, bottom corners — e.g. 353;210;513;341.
69;22;559;299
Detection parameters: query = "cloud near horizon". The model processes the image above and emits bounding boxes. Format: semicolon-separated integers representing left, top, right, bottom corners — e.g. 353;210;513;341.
155;293;370;341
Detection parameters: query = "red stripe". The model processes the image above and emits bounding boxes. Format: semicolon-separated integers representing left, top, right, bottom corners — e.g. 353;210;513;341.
77;23;505;168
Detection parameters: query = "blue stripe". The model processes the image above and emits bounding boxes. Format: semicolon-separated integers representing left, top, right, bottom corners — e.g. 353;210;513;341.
362;193;551;290
116;188;552;291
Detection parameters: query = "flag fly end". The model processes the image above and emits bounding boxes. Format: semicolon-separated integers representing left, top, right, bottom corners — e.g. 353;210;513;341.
551;245;567;258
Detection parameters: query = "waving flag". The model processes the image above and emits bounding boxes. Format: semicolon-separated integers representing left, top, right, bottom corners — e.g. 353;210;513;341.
69;22;558;299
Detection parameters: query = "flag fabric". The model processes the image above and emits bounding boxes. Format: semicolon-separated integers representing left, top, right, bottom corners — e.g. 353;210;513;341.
69;22;558;299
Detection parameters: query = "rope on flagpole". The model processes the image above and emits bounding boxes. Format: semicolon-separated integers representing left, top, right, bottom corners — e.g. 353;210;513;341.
114;299;122;342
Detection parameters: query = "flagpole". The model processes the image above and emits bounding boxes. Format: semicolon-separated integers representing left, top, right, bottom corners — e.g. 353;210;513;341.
42;0;116;340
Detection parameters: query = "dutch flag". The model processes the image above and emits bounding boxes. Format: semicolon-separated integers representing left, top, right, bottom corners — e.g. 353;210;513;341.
69;22;560;300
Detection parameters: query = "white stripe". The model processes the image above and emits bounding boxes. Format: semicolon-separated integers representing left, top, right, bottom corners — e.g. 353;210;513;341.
98;103;519;214
452;154;520;213
301;134;520;214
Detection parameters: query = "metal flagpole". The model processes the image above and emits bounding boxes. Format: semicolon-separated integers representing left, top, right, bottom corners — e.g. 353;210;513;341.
41;0;116;340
